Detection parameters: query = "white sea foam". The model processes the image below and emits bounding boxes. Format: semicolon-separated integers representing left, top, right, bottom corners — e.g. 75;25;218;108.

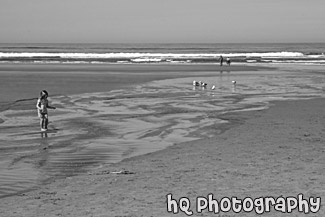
0;51;309;59
131;58;162;62
270;60;325;64
1;49;325;65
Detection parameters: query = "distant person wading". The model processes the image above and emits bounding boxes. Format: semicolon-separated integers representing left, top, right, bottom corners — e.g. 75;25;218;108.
226;57;231;66
219;55;224;66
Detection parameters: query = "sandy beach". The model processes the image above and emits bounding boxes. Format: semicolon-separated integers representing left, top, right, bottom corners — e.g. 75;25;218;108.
0;63;325;216
2;0;325;215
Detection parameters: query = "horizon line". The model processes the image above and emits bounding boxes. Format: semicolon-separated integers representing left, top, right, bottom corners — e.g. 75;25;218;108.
1;42;325;44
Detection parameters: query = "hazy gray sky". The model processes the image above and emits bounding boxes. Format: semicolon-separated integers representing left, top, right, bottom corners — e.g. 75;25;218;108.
1;0;325;43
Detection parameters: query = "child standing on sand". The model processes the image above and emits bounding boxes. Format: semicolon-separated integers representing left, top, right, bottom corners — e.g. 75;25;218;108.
36;90;56;131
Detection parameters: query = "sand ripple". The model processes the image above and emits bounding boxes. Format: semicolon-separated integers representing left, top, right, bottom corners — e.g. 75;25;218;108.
1;70;325;198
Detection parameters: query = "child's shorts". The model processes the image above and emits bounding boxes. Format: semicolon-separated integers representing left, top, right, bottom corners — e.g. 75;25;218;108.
38;112;48;119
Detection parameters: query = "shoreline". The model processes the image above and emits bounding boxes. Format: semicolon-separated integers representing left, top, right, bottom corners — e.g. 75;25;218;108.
1;97;325;216
0;63;271;104
0;63;270;73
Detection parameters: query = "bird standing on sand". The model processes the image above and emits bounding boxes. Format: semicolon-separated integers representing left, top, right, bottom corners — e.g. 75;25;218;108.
193;80;200;86
201;82;207;87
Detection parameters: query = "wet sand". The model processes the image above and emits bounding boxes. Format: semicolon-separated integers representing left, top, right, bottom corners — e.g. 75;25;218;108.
1;98;325;216
0;63;266;103
1;63;325;216
1;63;271;196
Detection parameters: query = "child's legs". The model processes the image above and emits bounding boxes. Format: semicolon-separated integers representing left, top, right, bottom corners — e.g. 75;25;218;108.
40;117;45;129
40;113;48;129
44;115;49;129
44;114;49;129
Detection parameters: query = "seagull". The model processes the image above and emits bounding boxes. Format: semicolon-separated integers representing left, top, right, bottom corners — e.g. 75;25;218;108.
211;85;216;90
232;80;237;85
193;80;199;86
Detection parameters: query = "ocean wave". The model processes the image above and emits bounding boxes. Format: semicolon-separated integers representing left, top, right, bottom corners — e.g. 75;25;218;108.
268;60;325;64
1;50;325;65
131;58;162;62
0;51;316;59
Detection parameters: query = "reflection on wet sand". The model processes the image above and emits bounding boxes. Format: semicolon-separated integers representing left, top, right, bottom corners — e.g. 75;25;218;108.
0;70;325;198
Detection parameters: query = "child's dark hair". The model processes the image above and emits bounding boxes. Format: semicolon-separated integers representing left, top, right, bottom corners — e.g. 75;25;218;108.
40;90;48;99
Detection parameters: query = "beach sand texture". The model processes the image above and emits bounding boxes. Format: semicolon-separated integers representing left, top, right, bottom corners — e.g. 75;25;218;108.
0;63;325;216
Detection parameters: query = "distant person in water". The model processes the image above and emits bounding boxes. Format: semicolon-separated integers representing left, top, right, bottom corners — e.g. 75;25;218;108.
219;55;224;66
226;57;231;66
36;90;56;131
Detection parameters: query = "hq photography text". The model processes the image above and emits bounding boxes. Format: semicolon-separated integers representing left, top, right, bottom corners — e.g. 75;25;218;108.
166;193;321;215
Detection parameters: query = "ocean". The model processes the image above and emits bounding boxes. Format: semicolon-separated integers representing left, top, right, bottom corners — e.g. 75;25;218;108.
1;43;325;65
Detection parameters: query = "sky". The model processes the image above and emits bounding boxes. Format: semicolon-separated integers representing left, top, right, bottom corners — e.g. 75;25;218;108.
1;0;325;43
